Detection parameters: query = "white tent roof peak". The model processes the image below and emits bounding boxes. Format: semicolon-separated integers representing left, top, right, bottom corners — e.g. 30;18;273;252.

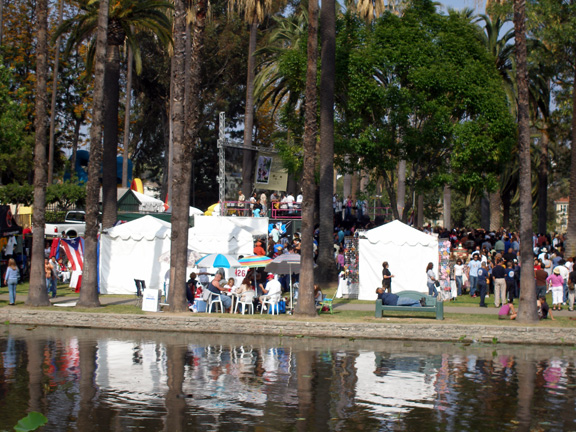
104;215;171;241
362;220;435;247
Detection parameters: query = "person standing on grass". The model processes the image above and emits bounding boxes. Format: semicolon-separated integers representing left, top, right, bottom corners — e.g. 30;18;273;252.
477;262;489;307
3;258;19;306
546;267;565;311
382;261;394;294
468;254;481;297
426;262;438;297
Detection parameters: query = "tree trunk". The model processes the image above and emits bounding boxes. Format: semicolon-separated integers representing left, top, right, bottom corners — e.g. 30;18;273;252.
168;0;207;312
27;0;50;307
76;340;98;431
502;186;511;229
537;126;549;235
71;115;82;173
417;194;424;227
101;44;121;229
396;159;406;219
489;190;501;231
480;194;490;230
296;0;318;318
241;21;258;197
122;45;133;188
77;0;108;308
514;0;537;323
317;0;337;286
566;65;576;257
47;0;64;185
443;184;451;230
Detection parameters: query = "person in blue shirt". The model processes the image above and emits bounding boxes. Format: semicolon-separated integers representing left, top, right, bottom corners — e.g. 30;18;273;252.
505;261;516;303
477;262;489;307
3;258;19;306
468;255;482;297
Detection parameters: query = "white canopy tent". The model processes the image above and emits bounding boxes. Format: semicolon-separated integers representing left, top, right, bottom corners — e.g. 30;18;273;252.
99;216;171;294
358;220;438;300
99;215;255;294
193;215;269;237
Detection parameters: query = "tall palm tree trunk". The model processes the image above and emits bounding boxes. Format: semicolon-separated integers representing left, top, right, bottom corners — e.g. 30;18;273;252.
489;191;501;230
296;0;318;317
397;159;406;221
537;127;549;235
317;0;337;286
27;0;50;307
122;45;133;188
47;0;64;185
102;44;121;229
77;0;108;308
514;0;537;323
168;0;207;312
241;22;258;198
566;67;576;258
443;185;451;230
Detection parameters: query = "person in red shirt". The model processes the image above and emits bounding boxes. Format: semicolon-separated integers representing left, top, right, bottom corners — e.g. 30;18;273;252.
253;241;266;256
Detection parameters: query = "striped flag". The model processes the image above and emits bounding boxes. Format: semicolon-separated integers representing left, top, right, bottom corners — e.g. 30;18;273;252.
60;237;85;271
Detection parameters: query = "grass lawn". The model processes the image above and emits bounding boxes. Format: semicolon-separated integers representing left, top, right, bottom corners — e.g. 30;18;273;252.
2;281;574;327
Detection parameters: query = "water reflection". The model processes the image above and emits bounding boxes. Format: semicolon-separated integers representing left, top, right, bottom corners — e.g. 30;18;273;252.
1;325;576;431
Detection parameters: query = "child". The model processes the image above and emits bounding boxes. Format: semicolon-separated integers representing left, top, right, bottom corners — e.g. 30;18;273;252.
224;277;236;293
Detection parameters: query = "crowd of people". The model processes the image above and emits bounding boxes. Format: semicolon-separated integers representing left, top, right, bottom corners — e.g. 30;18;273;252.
377;229;569;320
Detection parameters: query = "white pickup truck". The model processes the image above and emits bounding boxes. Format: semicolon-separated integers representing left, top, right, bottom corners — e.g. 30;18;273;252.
45;211;87;238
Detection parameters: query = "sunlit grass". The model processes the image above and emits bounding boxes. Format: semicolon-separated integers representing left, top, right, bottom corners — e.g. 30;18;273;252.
2;281;573;327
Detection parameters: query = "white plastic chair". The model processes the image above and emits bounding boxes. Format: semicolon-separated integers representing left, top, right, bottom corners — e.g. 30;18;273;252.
235;291;255;315
208;292;224;313
261;293;281;315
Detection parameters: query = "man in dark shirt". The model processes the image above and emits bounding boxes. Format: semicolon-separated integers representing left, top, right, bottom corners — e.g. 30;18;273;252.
376;288;422;307
492;260;506;308
569;269;576;311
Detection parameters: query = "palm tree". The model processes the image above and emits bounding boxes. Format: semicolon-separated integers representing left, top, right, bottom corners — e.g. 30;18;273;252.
77;0;108;308
513;0;537;323
56;0;172;229
47;0;65;186
168;0;208;313
229;0;287;197
297;0;319;317
26;0;51;307
317;0;337;286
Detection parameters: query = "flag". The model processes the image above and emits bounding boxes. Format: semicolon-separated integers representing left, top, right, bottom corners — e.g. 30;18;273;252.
60;237;85;271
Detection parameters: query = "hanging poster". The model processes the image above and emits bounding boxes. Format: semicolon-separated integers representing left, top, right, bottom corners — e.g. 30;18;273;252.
254;151;288;191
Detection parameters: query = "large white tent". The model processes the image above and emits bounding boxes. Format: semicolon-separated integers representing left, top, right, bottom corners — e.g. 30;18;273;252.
358;220;438;300
99;215;255;294
99;216;171;294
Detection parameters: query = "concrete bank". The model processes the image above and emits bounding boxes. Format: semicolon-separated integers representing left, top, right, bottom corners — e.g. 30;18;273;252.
1;308;574;346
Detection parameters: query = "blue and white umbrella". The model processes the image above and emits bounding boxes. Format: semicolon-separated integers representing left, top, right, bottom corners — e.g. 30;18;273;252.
195;253;241;269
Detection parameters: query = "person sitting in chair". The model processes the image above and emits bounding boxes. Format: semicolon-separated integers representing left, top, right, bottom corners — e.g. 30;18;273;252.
259;273;282;305
376;288;422;307
207;273;232;312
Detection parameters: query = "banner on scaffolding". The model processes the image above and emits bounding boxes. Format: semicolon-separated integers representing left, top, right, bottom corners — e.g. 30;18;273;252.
254;152;288;191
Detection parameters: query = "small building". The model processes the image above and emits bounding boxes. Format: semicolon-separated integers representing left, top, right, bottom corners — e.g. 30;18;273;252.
555;198;569;233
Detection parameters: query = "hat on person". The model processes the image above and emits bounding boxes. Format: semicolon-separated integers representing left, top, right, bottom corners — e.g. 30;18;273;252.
542;248;547;252
267;273;274;280
553;267;560;274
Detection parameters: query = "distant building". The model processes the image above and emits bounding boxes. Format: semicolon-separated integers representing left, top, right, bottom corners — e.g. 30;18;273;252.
555;198;569;233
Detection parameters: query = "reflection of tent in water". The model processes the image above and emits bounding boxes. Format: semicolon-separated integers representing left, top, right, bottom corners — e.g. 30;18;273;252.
95;340;267;409
354;352;436;415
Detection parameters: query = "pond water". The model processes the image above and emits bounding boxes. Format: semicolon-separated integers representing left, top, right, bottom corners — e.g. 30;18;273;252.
1;325;576;431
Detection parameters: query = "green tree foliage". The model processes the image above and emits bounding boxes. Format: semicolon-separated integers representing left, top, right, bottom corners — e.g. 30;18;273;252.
0;183;34;205
0;59;33;184
337;0;515;209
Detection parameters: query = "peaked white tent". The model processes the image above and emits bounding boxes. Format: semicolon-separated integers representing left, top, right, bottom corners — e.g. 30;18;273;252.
99;215;255;294
358;220;438;300
99;216;171;294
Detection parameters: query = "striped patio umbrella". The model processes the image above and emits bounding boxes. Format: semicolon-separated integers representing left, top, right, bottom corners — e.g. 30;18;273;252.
239;255;273;268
